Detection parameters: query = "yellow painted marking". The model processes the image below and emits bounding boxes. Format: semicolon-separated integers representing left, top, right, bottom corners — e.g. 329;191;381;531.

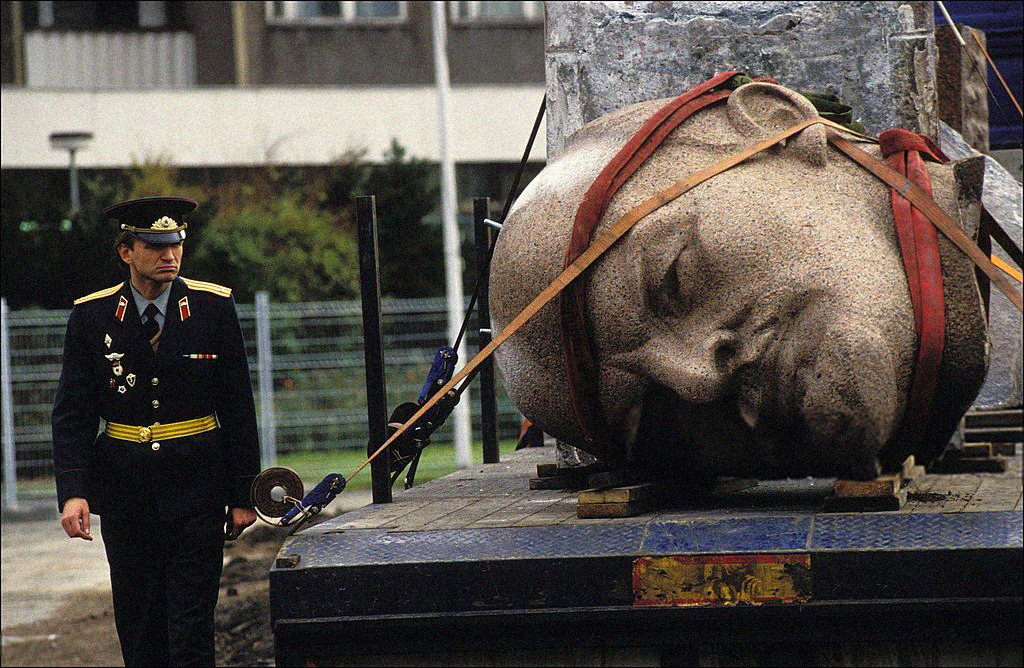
633;554;811;607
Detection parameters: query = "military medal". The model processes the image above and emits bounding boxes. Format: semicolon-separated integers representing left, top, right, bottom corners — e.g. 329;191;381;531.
109;378;116;388
105;352;124;377
118;386;126;394
126;373;136;387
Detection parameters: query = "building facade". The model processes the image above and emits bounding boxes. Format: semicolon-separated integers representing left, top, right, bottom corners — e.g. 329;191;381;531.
1;1;548;172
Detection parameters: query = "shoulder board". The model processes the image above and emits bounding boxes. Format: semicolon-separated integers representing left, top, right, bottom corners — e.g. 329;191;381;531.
73;284;122;305
181;277;233;297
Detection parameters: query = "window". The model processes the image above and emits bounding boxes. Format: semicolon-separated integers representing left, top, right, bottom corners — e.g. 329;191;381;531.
266;1;407;24
451;1;544;22
31;1;168;30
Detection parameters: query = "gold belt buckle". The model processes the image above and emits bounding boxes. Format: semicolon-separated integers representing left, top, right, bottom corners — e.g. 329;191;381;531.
137;426;152;442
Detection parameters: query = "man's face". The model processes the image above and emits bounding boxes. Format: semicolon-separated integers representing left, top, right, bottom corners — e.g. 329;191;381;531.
119;239;184;284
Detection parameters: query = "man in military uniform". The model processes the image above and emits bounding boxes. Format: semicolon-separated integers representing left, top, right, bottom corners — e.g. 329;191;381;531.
52;196;261;666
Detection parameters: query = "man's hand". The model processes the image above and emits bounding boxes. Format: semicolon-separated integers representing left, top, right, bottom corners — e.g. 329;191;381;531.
60;497;93;541
225;506;257;541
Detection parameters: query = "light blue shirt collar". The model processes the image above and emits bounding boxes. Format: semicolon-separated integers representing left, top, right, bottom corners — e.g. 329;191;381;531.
129;282;172;328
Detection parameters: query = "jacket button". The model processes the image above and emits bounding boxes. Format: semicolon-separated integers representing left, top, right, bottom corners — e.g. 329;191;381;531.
151;442;161;451
152;399;160;408
151;377;159;385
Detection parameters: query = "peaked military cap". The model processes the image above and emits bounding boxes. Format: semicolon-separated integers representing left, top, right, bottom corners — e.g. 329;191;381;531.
106;195;196;244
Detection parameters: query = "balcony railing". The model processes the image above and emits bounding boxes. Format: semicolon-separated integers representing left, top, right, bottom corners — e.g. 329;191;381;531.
24;31;196;89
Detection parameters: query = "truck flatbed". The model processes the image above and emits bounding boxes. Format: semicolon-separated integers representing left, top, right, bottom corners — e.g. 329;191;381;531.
270;445;1022;666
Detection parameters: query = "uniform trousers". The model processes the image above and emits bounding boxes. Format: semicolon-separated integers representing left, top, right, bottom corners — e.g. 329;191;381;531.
100;510;225;667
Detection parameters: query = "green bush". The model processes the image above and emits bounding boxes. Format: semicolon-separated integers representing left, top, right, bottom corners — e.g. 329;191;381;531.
191;195;360;303
1;142;447;307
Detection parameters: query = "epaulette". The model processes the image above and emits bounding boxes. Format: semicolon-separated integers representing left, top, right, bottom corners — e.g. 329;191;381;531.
73;284;122;305
181;277;232;297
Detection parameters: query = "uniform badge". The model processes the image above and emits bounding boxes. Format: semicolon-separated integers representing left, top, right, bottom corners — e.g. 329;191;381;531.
126;373;136;387
104;334;112;348
118;385;126;394
115;295;128;322
178;296;191;321
105;351;125;377
109;378;116;388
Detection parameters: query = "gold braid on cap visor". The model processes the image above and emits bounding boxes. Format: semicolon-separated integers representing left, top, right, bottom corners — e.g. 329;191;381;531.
120;216;188;234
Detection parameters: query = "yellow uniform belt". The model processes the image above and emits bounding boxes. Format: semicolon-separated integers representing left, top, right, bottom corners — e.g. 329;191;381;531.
104;414;218;443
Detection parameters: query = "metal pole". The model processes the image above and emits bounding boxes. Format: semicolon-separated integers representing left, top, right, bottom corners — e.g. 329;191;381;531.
68;147;80;215
431;0;472;468
1;298;19;510
232;0;249;87
357;196;391;504
255;291;277;470
474;198;499;464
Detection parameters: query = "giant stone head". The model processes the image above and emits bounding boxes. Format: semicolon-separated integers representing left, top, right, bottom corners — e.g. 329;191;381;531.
489;81;990;485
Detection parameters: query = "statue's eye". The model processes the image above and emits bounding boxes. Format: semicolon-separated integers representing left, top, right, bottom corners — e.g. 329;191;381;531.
637;215;699;317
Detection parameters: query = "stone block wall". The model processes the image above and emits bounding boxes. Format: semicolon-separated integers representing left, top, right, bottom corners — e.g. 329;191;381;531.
545;1;938;158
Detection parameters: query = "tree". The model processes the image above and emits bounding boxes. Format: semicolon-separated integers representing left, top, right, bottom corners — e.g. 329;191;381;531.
1;142;446;307
190;194;359;303
355;141;445;298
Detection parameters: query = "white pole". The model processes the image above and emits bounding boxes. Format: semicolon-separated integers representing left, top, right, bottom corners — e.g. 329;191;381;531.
255;291;277;469
1;298;19;510
431;1;472;468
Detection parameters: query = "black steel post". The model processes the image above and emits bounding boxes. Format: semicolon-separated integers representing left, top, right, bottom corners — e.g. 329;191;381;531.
474;197;500;464
357;195;392;503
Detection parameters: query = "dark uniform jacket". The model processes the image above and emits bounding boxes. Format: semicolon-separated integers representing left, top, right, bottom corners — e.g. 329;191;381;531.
52;276;260;519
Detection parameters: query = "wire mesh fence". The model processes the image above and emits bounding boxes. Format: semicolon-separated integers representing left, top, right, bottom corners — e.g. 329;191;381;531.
1;296;524;505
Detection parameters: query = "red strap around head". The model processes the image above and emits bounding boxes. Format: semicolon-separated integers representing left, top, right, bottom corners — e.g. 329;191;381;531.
560;71;740;457
879;129;947;465
879;128;948;163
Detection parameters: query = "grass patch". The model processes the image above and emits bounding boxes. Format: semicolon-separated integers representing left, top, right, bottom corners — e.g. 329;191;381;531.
13;440;523;503
276;439;521;492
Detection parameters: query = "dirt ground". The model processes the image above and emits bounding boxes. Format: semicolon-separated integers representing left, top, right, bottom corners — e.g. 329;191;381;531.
1;523;291;667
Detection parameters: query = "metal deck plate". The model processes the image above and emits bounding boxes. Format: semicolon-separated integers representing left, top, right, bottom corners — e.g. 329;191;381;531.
278;445;1021;565
270;445;1022;661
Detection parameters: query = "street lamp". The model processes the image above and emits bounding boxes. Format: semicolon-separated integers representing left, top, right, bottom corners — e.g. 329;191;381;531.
49;131;94;216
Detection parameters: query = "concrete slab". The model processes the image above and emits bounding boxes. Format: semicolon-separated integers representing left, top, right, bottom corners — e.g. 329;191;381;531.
1;507;111;632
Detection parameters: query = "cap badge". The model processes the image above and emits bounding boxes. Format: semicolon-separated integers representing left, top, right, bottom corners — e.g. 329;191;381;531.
152;216;178;230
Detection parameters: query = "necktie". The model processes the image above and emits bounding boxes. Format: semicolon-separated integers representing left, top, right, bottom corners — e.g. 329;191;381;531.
142;303;161;351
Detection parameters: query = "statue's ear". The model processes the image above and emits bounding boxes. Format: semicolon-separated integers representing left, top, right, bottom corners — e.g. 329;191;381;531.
727;82;828;167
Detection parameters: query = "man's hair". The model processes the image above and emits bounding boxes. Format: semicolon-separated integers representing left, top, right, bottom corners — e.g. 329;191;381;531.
114;230;136;271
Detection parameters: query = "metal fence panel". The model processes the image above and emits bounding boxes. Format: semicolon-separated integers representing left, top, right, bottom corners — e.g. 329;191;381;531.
2;297;523;504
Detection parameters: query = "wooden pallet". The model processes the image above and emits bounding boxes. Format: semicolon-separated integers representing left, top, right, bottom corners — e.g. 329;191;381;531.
577;483;660;519
575;476;758;519
821;456;925;512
